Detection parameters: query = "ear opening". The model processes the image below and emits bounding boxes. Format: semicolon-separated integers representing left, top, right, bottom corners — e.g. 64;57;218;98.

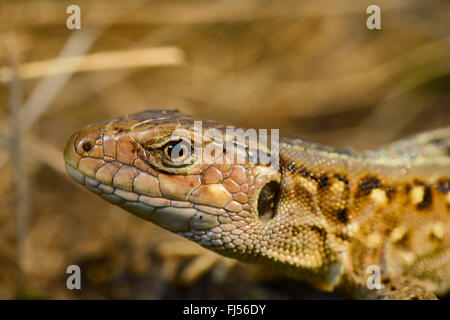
257;180;281;221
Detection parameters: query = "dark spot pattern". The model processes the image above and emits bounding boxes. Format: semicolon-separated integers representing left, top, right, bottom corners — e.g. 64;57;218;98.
310;226;326;239
336;208;349;223
417;185;432;210
299;168;318;182
334;174;349;186
393;230;411;248
356;176;381;197
318;174;329;188
286;162;296;173
385;186;396;202
336;232;349;241
405;184;412;194
290;226;300;237
429;138;444;145
437;180;449;194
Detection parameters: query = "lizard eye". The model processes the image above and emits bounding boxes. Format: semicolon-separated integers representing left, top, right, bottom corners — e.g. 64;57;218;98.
257;181;281;221
162;139;192;165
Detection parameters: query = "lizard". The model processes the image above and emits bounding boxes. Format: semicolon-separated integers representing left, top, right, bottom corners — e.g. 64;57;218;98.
63;109;449;299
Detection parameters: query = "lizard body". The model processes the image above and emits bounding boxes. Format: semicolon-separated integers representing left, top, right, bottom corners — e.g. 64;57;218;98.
64;109;449;299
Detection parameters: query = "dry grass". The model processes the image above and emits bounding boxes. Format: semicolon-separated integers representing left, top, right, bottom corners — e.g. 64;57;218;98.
0;0;448;299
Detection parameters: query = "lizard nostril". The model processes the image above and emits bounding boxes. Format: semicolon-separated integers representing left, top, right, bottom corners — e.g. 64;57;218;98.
82;141;94;153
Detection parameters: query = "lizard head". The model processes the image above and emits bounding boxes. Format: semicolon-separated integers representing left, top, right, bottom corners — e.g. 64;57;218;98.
64;110;282;251
64;109;342;289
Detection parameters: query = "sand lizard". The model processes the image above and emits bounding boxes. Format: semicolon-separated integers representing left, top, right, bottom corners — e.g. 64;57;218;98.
63;109;449;299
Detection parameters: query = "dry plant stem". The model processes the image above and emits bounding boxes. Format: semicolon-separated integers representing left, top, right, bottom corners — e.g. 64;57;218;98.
0;47;185;83
7;53;31;272
0;45;184;172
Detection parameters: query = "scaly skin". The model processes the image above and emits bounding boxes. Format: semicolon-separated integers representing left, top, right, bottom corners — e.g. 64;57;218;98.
64;109;450;299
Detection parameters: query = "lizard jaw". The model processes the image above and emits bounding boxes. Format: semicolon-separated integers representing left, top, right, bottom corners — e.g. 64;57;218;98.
65;161;225;233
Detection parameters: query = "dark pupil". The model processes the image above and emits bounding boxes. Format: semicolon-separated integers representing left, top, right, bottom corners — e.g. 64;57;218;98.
168;144;180;156
167;141;186;159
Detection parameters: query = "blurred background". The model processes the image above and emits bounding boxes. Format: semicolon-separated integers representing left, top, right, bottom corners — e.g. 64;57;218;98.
0;0;448;299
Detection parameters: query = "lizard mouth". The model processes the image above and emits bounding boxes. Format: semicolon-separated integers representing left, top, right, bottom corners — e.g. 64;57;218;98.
65;162;223;233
